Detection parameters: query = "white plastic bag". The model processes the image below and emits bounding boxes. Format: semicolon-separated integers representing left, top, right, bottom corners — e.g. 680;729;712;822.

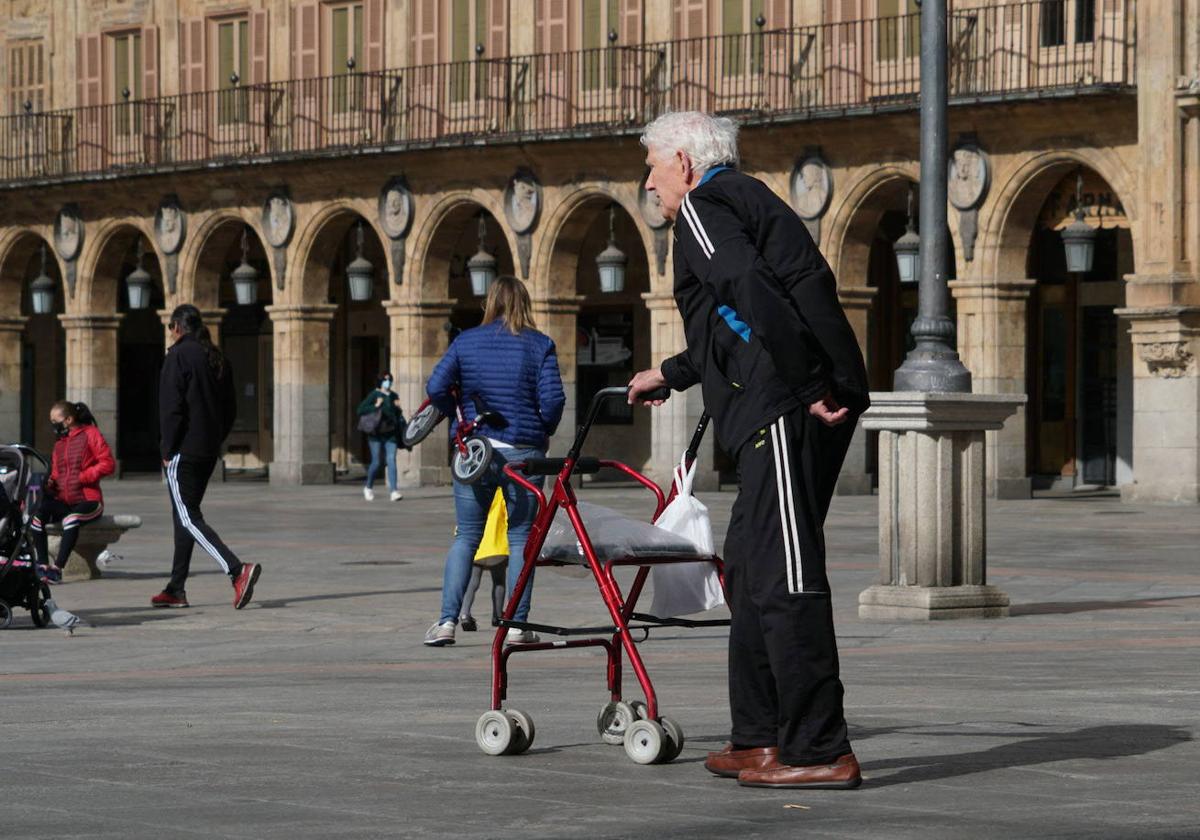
649;454;725;617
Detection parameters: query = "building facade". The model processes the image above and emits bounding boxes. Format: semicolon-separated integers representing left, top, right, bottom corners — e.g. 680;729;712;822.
0;0;1195;503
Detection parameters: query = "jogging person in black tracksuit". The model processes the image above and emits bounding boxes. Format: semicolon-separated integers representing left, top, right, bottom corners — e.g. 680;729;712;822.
152;304;262;610
628;112;870;790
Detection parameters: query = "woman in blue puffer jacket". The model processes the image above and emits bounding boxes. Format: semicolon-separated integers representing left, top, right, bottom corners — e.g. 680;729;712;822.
422;275;565;647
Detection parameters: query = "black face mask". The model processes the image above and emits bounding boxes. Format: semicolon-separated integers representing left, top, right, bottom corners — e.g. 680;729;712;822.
52;421;68;438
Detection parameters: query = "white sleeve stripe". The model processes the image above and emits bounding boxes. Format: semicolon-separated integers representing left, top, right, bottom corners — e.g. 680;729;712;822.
680;194;715;259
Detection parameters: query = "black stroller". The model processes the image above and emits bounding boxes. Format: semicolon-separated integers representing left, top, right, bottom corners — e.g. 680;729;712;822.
0;444;52;628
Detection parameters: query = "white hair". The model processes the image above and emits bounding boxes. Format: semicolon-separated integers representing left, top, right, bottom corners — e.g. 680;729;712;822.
639;111;740;175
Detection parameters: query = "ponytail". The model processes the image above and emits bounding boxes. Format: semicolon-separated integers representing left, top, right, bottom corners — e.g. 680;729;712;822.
49;400;96;427
169;303;225;377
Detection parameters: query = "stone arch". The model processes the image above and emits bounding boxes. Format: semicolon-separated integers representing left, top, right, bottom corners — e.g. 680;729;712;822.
289;198;393;305
76;218;161;314
176;208;269;308
407;189;514;302
824;164;919;286
980;148;1135;282
0;227;61;314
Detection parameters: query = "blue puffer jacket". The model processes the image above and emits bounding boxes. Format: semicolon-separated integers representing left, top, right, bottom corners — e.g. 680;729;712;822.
427;320;566;449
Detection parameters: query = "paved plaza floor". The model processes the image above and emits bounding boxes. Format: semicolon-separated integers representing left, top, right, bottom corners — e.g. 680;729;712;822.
2;474;1198;839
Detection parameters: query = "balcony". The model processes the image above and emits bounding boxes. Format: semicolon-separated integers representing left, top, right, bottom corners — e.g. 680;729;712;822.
0;1;1135;188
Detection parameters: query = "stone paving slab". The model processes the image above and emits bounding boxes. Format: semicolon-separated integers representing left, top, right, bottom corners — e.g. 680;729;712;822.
1;476;1197;839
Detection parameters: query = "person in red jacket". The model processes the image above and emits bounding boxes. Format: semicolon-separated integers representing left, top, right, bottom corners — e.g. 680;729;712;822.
31;400;115;582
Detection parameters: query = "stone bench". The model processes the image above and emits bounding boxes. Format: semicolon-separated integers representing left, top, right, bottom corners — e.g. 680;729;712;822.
45;514;142;581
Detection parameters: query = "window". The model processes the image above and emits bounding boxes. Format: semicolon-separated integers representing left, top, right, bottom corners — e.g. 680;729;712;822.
7;39;45;114
449;0;487;102
1074;0;1095;43
329;2;364;112
720;1;776;77
876;0;919;61
110;31;143;134
1040;0;1094;48
215;17;249;124
581;0;619;90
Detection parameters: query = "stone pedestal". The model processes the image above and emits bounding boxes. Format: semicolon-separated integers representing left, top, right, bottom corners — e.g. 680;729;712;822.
266;304;337;486
858;392;1023;621
47;514;142;581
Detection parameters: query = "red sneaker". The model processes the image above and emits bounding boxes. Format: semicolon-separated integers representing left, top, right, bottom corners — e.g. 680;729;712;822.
232;563;262;610
151;591;189;608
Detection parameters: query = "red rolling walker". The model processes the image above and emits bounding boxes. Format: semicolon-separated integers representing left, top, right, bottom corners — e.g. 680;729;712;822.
474;386;728;765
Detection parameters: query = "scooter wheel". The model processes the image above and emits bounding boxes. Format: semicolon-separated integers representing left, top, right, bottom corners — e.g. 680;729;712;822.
597;700;636;746
402;402;443;448
505;708;536;755
452;436;493;484
623;719;668;765
476;710;516;756
0;599;12;630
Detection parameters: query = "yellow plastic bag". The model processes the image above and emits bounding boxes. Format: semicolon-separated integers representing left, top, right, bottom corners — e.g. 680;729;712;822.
474;488;509;567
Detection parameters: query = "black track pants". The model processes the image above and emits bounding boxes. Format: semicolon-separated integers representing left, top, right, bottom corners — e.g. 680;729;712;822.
165;455;243;595
723;408;855;766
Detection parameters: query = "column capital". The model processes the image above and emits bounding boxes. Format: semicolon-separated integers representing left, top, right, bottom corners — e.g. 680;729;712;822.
532;294;585;316
1114;305;1200;379
58;313;123;330
947;277;1037;301
641;291;678;310
264;303;338;323
0;315;28;332
382;298;454;318
837;285;878;310
158;307;228;326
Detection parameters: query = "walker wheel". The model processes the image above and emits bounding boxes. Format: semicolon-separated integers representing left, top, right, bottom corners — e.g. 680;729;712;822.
658;716;685;763
623;719;668;765
476;710;516;756
0;599;12;630
505;708;536;755
629;700;648;720
452;436;493;484
597;701;636;746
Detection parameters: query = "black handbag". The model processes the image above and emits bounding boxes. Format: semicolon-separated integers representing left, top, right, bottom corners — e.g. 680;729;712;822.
357;409;384;435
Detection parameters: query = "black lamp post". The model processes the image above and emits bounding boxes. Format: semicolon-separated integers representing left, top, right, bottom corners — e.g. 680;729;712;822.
892;0;971;393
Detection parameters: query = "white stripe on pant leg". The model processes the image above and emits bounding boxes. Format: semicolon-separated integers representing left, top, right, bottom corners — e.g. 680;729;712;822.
775;417;805;593
769;422;798;594
167;455;230;574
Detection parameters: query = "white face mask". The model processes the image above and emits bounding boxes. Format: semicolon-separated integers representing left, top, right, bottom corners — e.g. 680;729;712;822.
381;380;392;391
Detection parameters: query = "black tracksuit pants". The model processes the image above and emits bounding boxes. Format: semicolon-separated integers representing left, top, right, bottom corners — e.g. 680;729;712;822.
724;407;855;766
165;455;244;595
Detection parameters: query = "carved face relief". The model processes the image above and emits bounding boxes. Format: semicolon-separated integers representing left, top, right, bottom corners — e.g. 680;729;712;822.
790;157;832;221
948;146;990;211
504;173;542;235
378;178;414;240
155;200;186;255
53;207;83;262
262;194;295;248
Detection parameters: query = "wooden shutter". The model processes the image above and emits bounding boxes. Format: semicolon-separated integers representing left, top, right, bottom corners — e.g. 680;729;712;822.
487;0;508;59
75;33;102;106
178;18;205;93
765;0;790;29
411;0;439;64
365;0;385;71
292;0;319;79
619;0;642;45
141;25;159;98
249;9;269;84
537;0;568;53
674;0;706;38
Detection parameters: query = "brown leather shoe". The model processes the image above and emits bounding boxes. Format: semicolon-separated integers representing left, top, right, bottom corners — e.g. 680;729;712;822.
737;753;862;789
704;744;780;778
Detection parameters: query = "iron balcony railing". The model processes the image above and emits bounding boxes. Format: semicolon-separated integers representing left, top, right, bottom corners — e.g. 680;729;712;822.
0;1;1135;186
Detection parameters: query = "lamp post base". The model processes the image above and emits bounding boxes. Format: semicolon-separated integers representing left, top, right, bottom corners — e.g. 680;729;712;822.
858;584;1010;621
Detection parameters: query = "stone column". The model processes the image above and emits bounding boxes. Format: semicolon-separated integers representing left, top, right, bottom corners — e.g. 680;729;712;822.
265;303;337;485
644;291;714;489
1114;306;1200;502
385;298;453;486
60;314;122;454
858;392;1023;621
949;277;1036;498
836;286;876;495
0;316;27;443
532;295;582;459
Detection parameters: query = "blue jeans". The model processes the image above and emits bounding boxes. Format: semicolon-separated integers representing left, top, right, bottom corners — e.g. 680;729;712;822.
439;446;544;625
365;437;398;491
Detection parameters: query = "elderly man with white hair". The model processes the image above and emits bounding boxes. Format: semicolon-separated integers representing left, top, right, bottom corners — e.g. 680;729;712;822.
628;111;870;789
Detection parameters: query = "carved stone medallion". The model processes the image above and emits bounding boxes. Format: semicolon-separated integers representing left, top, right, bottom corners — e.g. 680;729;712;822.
154;195;186;255
262;191;295;249
53;204;84;262
377;176;414;240
790;156;833;221
503;170;541;235
948;144;990;211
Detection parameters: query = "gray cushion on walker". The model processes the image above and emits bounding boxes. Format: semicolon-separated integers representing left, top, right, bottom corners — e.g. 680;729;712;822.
539;501;710;565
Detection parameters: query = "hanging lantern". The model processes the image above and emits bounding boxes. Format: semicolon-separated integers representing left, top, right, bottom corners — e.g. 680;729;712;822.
467;214;497;297
346;221;375;302
125;240;152;310
1061;170;1097;274
29;244;55;315
595;204;628;294
894;184;920;285
231;227;260;306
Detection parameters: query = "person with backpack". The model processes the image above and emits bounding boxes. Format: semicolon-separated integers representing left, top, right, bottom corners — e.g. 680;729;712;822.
152;304;261;610
30;400;114;582
356;372;404;502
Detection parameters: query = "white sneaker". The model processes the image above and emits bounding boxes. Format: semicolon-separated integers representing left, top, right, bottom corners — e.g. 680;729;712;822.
363;487;375;501
505;628;540;645
389;490;403;502
423;621;456;647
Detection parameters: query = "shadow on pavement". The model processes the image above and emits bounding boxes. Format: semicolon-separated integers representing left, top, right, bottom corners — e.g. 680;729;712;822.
252;587;442;609
863;724;1192;787
1011;594;1200;616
